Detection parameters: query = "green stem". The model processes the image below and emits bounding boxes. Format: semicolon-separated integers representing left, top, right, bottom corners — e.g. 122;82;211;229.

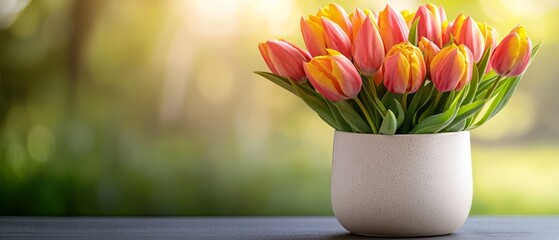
368;76;387;114
355;98;378;134
483;75;504;100
430;91;442;115
402;93;408;111
472;75;504;122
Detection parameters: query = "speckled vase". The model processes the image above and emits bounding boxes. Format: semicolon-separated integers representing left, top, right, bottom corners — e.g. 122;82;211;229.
331;131;472;237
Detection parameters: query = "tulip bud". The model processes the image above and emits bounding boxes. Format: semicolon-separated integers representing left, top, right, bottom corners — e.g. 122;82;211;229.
449;14;485;62
478;22;499;53
491;26;532;77
352;15;385;76
413;4;444;47
258;39;312;83
304;49;362;102
321;17;353;59
316;4;353;41
418;37;441;72
401;9;415;28
301;5;353;58
430;44;474;92
477;22;499;72
349;8;377;40
382;43;426;94
300;16;328;57
378;5;409;52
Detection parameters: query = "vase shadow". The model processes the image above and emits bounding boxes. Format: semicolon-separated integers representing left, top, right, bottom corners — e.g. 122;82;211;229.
327;232;457;239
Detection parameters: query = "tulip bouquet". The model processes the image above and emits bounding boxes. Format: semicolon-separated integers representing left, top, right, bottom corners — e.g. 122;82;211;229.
256;3;540;134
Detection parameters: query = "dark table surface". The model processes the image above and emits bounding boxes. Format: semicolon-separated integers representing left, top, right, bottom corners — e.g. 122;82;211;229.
1;216;558;239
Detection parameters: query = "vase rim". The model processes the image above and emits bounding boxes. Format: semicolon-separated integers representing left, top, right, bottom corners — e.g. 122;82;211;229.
334;130;469;137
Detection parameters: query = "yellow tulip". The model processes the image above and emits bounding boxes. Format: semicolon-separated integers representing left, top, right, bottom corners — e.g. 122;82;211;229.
382;43;426;94
304;50;362;102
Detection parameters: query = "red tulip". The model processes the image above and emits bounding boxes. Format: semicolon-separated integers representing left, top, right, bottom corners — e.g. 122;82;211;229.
413;4;444;47
378;5;409;52
258;39;312;83
352;15;385;76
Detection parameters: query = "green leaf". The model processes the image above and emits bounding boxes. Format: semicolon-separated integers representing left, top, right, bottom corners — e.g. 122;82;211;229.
446;120;466;132
289;80;339;128
408;18;420;46
379;110;397;135
407;82;434;121
335;100;372;133
393;99;405;129
475;75;501;100
411;96;460;134
326;101;353;132
444;100;485;131
476;47;492;79
469;77;519;128
254;71;296;95
463;65;479;105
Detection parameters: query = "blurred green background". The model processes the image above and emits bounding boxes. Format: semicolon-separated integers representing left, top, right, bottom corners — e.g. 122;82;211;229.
0;0;558;216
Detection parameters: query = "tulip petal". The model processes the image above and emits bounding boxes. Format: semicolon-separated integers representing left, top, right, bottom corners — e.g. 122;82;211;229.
321;17;352;58
301;17;328;57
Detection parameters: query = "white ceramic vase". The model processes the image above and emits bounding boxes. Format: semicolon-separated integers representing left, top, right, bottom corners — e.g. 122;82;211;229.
331;131;472;237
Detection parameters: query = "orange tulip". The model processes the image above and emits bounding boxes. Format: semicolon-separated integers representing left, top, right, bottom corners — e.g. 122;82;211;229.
382;42;426;94
300;16;328;57
258;39;312;83
448;14;485;62
378;5;409;52
418;37;441;73
352;15;385;76
413;4;444;47
349;8;376;40
491;26;532;77
316;4;353;41
301;4;353;58
430;44;474;92
304;49;362;102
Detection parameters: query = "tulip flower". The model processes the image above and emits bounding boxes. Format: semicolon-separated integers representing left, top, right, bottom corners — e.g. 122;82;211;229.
304;49;362;102
378;5;409;52
401;9;415;28
301;4;353;58
352;15;385;76
321;17;353;58
491;26;532;77
478;22;499;52
430;44;474;92
349;8;376;40
300;16;328;57
413;4;444;47
477;22;499;72
382;43;426;94
448;14;485;62
316;4;353;41
258;39;312;83
418;37;441;73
